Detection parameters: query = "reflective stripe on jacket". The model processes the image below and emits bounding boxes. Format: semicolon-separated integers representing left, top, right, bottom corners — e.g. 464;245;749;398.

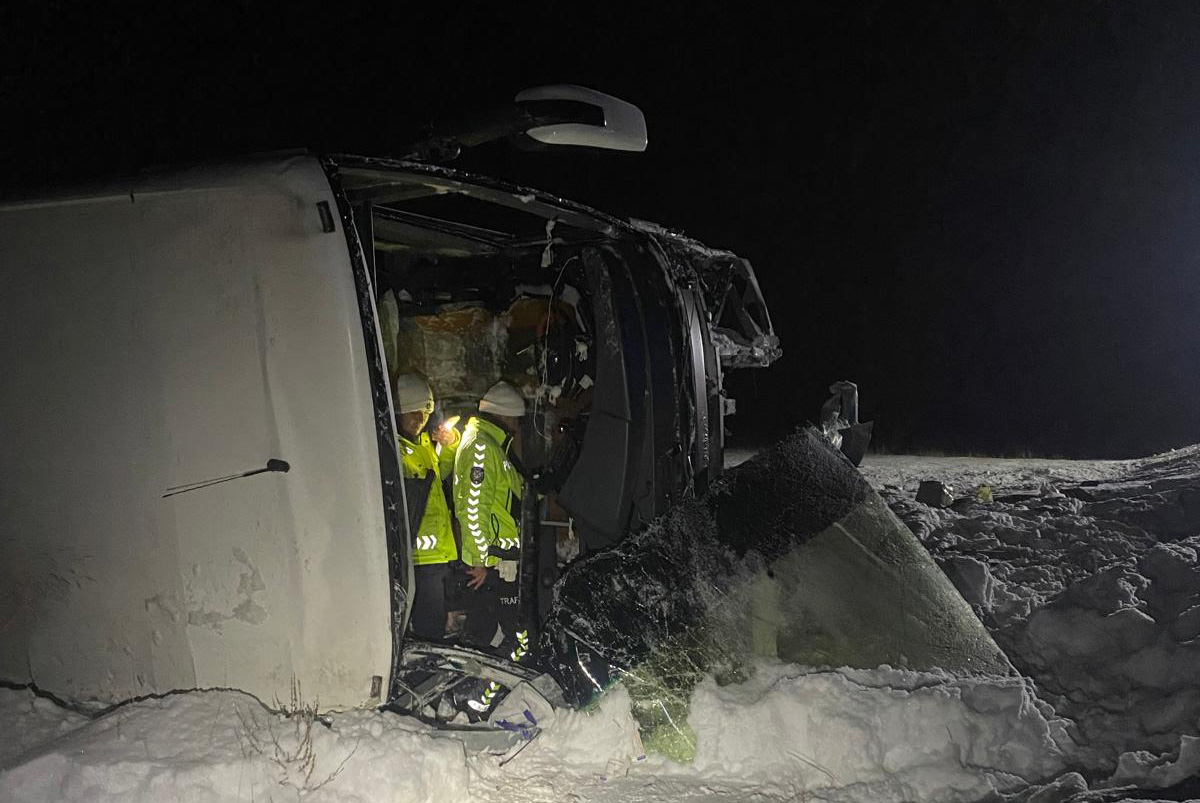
453;416;524;568
398;431;458;565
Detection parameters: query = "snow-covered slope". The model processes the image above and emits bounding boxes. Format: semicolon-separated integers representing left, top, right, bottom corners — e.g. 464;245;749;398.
5;446;1200;802
861;446;1200;797
0;666;1074;802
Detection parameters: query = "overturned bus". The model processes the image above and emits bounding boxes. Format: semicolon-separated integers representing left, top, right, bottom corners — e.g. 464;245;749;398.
1;90;1007;741
0;134;780;707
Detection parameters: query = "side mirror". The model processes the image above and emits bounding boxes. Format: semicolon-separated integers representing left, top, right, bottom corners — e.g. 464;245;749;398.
514;85;649;153
401;85;649;162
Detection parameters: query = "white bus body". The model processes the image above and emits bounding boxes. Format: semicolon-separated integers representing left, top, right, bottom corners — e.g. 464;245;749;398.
1;154;400;710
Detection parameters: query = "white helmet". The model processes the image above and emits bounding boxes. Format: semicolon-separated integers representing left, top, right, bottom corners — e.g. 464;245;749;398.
394;373;434;414
479;381;526;417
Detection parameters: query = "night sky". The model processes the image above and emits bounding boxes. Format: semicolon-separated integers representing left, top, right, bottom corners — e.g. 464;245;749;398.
4;2;1199;459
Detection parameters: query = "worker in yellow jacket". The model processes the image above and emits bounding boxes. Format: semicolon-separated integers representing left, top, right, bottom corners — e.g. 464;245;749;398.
453;381;527;657
395;373;459;639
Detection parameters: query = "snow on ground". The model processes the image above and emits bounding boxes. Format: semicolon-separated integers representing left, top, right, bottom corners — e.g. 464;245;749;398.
479;665;1075;803
859;453;1134;494
5;444;1200;802
861;445;1200;796
1;664;1073;803
0;687;471;803
0;689;89;766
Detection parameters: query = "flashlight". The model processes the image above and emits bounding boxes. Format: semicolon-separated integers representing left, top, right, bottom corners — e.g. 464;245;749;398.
441;415;460;431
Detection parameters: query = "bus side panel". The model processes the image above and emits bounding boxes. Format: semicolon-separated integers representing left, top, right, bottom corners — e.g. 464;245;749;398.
0;157;393;709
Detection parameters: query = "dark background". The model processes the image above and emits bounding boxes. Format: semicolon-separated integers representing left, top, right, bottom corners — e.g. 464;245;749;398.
4;2;1199;458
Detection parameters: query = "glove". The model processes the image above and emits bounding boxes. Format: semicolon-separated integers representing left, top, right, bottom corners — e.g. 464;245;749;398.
497;560;518;583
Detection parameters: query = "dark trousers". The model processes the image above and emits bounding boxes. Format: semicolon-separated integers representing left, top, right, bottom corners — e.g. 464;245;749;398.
410;563;449;639
463;569;519;651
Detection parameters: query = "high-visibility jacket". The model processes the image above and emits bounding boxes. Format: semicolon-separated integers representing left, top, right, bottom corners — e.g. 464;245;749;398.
398;430;459;566
454;416;524;568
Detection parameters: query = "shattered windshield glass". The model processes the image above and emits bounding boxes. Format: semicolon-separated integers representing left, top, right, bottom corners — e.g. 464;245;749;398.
540;428;1011;759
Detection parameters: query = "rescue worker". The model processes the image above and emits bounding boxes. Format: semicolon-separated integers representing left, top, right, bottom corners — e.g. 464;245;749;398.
453;380;528;665
395;373;459;639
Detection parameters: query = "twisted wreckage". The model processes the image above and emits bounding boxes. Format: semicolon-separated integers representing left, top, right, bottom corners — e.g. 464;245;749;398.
0;87;1006;746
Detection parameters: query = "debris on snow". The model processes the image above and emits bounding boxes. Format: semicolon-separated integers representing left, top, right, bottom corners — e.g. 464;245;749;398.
916;479;955;507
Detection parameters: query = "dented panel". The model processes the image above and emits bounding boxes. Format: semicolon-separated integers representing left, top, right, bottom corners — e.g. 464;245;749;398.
0;155;394;709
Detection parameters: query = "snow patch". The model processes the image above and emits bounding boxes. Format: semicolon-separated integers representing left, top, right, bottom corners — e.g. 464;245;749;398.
867;446;1200;786
0;689;469;803
0;688;90;766
685;663;1070;802
2;662;1078;803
